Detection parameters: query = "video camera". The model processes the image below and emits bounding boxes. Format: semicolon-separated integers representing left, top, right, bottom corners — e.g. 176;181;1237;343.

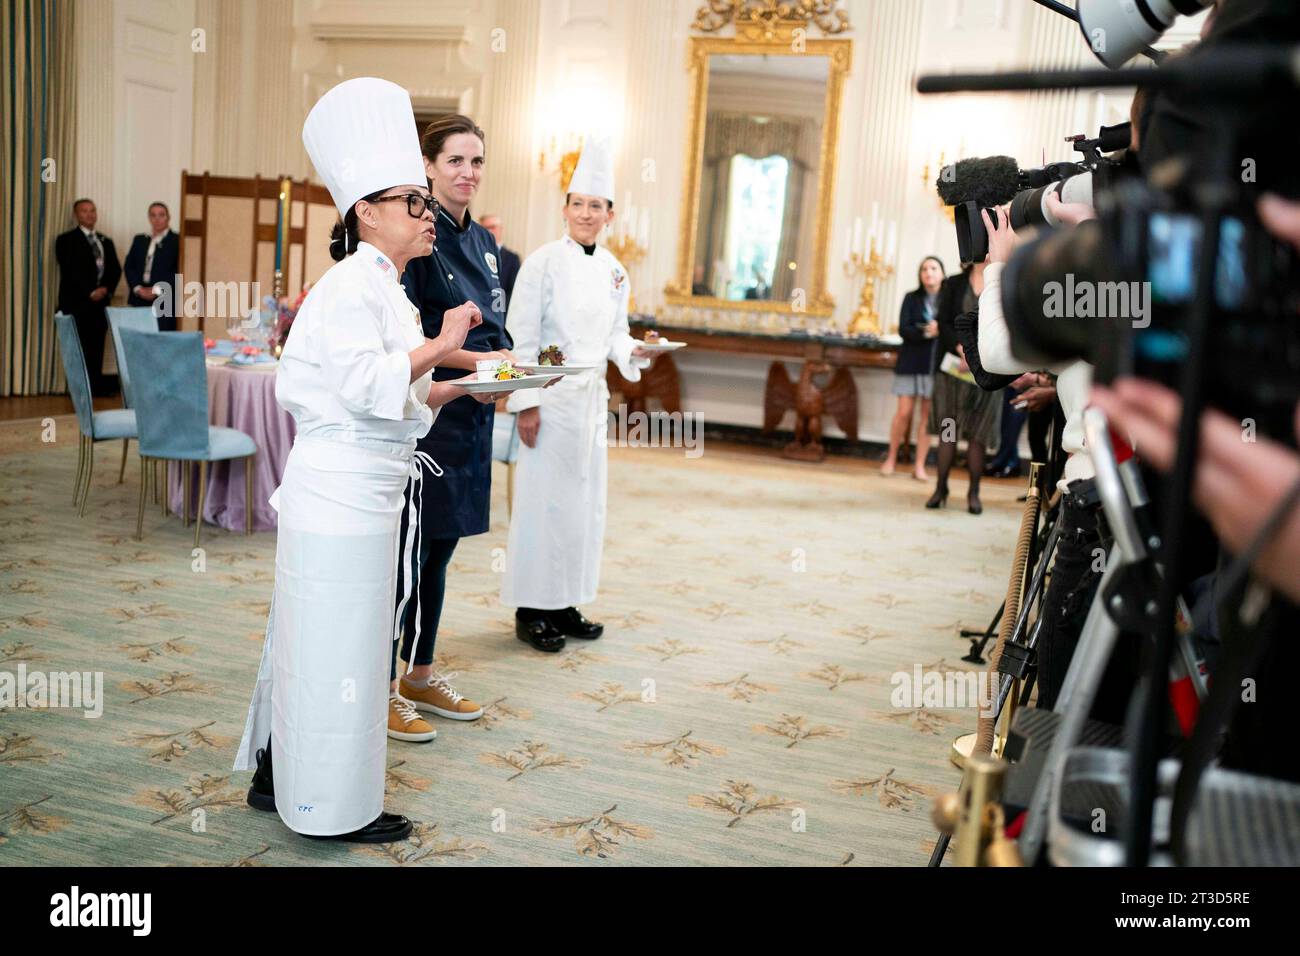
935;123;1131;264
927;11;1300;440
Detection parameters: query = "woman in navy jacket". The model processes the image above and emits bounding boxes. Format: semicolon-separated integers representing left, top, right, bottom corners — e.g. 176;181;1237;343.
880;256;944;479
390;115;515;735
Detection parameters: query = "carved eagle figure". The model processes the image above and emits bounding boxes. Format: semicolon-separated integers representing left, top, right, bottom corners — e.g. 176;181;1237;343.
763;361;858;458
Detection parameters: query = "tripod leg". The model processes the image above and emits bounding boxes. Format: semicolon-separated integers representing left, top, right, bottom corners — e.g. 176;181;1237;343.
928;832;951;867
1017;550;1123;865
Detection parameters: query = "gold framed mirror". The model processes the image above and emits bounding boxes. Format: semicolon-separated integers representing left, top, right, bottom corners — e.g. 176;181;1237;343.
666;31;851;318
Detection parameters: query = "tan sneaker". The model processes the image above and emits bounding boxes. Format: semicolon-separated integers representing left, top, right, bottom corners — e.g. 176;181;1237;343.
387;695;437;742
400;671;484;721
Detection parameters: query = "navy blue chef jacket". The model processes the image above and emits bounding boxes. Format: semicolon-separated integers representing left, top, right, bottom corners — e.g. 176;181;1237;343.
401;207;512;538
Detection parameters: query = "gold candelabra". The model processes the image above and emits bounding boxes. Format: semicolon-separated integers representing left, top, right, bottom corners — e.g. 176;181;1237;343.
606;234;647;313
843;239;894;337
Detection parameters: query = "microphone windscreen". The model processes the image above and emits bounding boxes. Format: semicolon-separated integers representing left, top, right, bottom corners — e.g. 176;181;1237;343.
935;155;1021;207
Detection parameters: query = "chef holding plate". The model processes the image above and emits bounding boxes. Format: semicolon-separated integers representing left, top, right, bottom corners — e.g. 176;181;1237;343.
501;136;658;651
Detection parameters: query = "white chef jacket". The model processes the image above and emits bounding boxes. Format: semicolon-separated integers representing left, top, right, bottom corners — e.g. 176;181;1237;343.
276;240;436;445
500;235;649;609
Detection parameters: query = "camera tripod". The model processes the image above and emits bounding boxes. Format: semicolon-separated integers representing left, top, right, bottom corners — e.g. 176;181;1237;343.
960;406;1067;667
930;409;1210;866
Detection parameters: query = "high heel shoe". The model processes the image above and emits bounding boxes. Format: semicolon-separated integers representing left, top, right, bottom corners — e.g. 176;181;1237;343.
967;494;983;515
925;489;948;509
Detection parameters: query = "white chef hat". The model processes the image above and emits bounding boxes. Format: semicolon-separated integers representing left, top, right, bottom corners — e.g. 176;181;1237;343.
567;135;615;204
302;77;426;217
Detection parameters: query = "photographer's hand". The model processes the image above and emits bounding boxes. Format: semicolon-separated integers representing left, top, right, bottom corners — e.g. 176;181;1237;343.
1259;194;1300;252
1018;385;1056;413
1091;379;1300;604
1010;372;1038;393
1044;191;1096;226
981;207;1016;264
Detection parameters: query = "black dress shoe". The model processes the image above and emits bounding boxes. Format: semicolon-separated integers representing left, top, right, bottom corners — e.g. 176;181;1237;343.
967;493;983;515
925;488;948;509
247;742;276;812
549;607;604;639
305;812;413;844
516;614;566;652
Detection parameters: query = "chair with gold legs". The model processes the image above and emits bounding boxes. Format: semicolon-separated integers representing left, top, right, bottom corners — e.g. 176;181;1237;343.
107;306;163;488
117;329;257;545
55;314;138;516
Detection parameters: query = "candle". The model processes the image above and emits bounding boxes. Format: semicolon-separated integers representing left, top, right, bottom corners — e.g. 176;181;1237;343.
274;192;284;273
852;216;863;257
885;221;897;263
869;202;879;239
638;209;650;247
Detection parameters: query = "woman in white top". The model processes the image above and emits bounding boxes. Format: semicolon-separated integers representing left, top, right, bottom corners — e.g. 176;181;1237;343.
233;78;499;843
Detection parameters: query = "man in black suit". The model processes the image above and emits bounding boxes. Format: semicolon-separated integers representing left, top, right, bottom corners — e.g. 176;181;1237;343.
55;198;121;396
123;202;180;330
478;213;520;309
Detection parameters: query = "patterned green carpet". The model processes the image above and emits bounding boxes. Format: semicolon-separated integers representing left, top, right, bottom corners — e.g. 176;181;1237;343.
0;417;1019;865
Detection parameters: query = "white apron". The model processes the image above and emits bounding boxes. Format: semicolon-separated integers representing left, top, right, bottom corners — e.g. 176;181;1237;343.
500;238;644;610
233;437;412;835
233;242;434;836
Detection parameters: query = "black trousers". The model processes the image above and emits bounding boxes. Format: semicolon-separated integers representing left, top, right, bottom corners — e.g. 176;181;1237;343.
390;529;459;681
73;306;114;395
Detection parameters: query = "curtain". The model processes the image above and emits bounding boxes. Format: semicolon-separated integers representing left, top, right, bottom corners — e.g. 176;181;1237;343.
770;159;806;302
1;0;76;396
702;112;815;167
695;155;733;296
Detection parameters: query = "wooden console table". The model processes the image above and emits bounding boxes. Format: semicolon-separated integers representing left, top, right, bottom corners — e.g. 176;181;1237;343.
608;317;900;461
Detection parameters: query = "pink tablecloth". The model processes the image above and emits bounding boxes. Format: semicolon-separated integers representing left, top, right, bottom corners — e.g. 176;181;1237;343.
168;361;295;531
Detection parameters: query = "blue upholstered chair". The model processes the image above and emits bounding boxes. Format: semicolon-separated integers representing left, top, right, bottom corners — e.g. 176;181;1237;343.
106;306;159;487
54;313;138;517
116;329;258;545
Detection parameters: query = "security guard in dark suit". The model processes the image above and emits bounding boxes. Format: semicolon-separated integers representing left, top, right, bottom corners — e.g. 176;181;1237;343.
55;198;121;395
123;202;180;329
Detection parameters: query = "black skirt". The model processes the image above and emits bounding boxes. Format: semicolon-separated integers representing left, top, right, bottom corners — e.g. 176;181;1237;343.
928;369;1001;451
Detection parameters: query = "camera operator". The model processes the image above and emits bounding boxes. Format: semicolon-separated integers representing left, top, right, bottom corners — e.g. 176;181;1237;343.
975;202;1135;716
1089;192;1300;782
1090;192;1300;608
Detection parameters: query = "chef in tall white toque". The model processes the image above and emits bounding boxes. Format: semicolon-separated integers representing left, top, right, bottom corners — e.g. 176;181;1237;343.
233;76;499;843
500;135;656;651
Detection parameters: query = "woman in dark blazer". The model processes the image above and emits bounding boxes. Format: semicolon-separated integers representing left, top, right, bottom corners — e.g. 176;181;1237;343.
881;256;944;479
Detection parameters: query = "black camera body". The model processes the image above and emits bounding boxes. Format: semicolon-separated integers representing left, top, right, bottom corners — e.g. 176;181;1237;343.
938;124;1129;264
1001;165;1300;442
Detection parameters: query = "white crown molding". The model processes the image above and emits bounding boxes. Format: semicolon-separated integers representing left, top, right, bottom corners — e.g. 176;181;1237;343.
309;23;469;43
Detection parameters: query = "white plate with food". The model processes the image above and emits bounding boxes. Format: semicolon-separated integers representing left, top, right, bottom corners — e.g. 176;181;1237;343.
635;337;687;352
452;372;562;394
516;363;599;376
513;345;596;376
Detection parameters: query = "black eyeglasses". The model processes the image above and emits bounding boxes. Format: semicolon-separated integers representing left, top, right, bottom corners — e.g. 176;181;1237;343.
370;193;440;219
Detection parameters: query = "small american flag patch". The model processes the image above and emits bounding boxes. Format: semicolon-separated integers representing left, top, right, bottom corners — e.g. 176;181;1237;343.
375;255;390;272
